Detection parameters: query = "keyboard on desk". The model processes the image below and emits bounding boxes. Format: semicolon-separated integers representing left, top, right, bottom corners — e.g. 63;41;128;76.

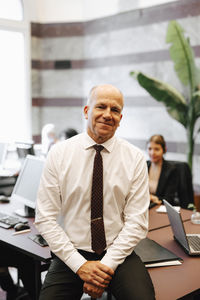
188;235;200;252
0;212;28;229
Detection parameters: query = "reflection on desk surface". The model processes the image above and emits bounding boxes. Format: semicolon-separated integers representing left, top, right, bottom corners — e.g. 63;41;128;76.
29;234;48;247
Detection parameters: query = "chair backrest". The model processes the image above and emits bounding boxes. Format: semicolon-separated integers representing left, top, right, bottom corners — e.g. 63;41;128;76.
169;161;194;208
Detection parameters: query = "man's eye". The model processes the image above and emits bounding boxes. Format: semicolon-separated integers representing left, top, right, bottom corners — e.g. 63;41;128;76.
112;108;120;113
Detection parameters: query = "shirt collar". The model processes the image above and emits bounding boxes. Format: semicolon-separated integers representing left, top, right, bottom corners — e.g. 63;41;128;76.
83;132;116;153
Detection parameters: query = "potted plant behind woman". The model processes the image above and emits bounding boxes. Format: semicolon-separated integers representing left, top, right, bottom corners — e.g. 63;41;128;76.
130;20;200;172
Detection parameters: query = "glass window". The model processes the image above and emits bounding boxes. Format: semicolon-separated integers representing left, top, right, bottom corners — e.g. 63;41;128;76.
0;0;23;21
0;29;30;141
0;1;31;143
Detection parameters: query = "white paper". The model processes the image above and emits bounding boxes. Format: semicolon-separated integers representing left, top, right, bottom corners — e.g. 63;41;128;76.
145;260;182;268
156;205;180;213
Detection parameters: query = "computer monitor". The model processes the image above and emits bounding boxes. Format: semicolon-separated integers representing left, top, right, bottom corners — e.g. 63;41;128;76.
11;155;45;217
0;142;7;167
16;141;35;160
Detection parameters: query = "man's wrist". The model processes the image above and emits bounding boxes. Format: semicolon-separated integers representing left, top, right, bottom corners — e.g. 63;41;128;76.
66;251;87;273
100;255;118;272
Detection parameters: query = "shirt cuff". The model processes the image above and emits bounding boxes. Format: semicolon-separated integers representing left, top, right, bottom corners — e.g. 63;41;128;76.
101;254;124;271
65;251;87;273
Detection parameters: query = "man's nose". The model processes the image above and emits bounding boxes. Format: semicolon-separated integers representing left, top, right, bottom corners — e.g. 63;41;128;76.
103;108;112;119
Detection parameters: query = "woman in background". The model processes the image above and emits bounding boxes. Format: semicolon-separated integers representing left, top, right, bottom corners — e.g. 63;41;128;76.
147;134;178;206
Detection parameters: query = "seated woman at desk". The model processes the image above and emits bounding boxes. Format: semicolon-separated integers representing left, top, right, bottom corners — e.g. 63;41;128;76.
147;134;178;206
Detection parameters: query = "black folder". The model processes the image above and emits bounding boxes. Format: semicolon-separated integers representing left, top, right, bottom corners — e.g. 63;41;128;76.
134;237;183;266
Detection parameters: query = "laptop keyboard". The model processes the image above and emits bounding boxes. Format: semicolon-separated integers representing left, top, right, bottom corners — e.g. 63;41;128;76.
0;212;27;228
188;235;200;251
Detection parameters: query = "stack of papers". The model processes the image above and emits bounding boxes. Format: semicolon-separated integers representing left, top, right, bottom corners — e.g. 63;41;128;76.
146;260;182;268
134;237;183;268
156;205;180;213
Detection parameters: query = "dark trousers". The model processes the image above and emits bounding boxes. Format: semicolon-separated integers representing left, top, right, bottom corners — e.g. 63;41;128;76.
39;250;155;300
0;242;38;299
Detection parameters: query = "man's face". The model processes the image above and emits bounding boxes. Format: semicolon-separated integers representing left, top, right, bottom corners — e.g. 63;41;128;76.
84;85;123;144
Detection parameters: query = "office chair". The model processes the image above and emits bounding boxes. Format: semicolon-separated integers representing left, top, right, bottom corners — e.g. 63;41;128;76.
0;175;17;196
16;145;35;160
172;161;194;208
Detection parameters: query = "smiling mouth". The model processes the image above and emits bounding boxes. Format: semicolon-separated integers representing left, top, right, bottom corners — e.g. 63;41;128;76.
98;122;112;127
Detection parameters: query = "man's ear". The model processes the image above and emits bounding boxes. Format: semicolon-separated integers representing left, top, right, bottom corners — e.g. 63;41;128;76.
84;106;89;119
118;114;123;126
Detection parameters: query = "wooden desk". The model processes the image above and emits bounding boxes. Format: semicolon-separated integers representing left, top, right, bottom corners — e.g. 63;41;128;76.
149;206;192;231
0;202;51;299
0;201;197;300
147;223;200;300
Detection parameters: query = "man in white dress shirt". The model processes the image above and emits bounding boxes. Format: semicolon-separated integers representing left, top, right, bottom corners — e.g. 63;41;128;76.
35;84;155;300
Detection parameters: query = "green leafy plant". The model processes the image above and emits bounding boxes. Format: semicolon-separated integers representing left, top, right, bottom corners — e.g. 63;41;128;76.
130;20;200;171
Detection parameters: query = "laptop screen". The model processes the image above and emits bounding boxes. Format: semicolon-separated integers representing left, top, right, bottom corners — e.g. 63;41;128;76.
163;200;189;251
11;155;45;209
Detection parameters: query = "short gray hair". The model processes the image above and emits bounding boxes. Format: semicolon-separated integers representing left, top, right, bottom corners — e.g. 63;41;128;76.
86;84;124;107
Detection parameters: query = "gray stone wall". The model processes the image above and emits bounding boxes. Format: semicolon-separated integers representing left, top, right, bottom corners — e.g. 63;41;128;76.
31;0;200;184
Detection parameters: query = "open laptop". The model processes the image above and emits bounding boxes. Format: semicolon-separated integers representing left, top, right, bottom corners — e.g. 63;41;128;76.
163;199;200;255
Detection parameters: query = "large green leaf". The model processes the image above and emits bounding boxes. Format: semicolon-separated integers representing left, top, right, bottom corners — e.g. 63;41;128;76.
130;71;188;127
166;107;188;128
166;20;197;94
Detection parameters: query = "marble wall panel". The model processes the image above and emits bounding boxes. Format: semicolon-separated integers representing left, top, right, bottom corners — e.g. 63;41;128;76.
40;36;84;60
194;119;200;144
117;106;187;142
83;23;168;59
32;15;200;62
32;70;42;97
35;58;200;106
31;37;42;60
178;16;200;45
32;107;42;135
39;70;84;97
82;61;185;97
39;106;84;135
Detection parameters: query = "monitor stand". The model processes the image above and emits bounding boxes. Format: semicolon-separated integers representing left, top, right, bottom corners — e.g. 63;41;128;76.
15;205;35;218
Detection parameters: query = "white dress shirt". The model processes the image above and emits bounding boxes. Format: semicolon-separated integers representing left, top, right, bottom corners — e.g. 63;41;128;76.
35;133;150;273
